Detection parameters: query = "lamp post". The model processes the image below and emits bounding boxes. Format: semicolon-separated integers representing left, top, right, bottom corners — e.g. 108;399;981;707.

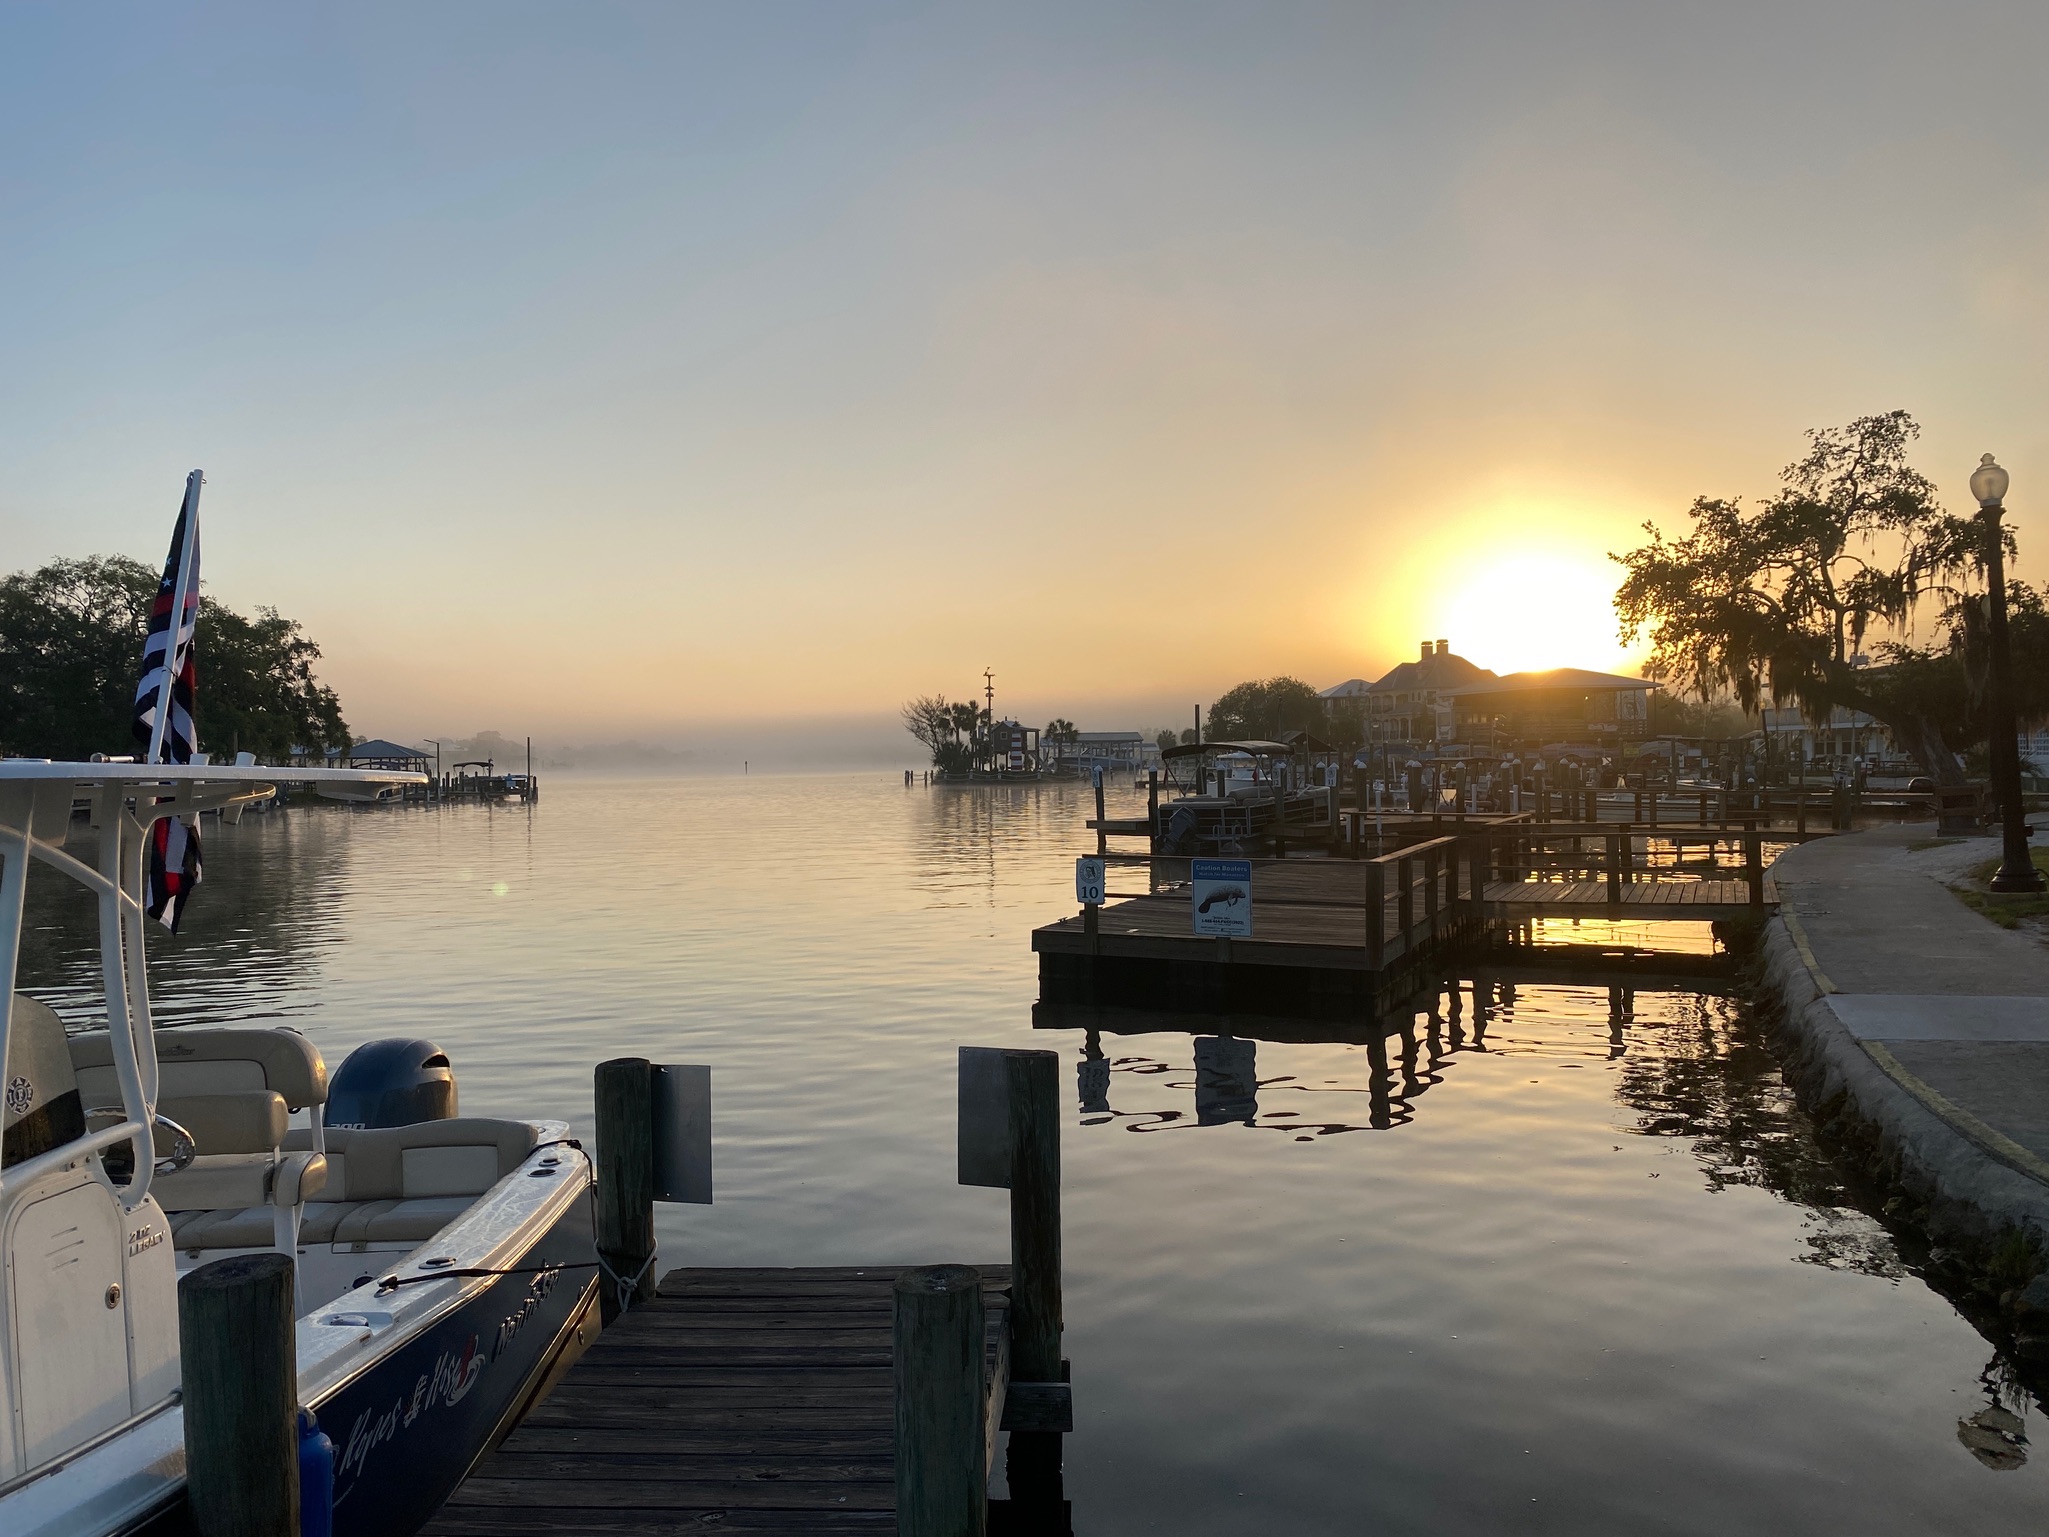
1971;454;2044;892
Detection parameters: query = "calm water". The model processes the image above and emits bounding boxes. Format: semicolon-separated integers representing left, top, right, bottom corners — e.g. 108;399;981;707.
18;775;2044;1532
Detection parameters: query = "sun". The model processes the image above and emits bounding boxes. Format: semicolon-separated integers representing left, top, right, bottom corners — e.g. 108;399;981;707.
1433;551;1638;676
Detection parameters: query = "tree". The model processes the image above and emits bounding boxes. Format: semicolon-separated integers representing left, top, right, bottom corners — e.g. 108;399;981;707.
1614;412;1986;785
1044;718;1078;747
1154;729;1180;755
900;694;954;760
0;555;351;760
1205;676;1324;741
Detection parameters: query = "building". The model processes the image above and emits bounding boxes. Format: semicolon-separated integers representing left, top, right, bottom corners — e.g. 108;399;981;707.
1757;706;1895;768
1320;640;1498;746
1047;731;1156;773
1444;669;1656;749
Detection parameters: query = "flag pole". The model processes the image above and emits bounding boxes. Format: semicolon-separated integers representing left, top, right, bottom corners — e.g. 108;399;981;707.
145;470;204;766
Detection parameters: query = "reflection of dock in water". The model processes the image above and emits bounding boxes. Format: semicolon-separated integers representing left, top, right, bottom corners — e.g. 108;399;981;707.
1047;972;1708;1138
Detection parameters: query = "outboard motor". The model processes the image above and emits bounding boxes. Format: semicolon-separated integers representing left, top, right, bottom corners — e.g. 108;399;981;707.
326;1038;457;1129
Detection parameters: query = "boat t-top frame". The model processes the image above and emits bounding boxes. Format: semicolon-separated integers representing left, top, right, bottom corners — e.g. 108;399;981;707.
0;763;425;1215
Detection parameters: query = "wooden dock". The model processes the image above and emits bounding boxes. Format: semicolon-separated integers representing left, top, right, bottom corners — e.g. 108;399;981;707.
422;1266;1017;1535
420;1051;1075;1537
1037;821;1782;1019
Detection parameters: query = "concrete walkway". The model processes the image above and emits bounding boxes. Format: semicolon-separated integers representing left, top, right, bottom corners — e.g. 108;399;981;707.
1767;824;2049;1231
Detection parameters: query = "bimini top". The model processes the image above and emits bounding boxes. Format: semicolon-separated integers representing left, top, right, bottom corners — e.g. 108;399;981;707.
1159;740;1295;761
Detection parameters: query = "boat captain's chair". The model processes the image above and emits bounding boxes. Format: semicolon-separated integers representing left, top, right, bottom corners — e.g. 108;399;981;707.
67;1026;329;1258
2;995;87;1169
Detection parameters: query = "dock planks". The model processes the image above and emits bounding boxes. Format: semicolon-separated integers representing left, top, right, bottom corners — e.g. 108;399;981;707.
421;1266;1012;1536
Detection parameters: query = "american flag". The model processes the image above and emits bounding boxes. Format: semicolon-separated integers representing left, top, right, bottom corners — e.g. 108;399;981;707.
131;473;204;931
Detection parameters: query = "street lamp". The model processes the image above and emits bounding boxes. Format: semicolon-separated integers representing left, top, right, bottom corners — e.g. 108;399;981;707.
1971;454;2044;892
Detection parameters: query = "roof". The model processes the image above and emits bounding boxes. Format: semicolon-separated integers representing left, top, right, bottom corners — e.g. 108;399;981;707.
1160;739;1295;761
348;738;433;760
1445;668;1657;698
1321;650;1498;698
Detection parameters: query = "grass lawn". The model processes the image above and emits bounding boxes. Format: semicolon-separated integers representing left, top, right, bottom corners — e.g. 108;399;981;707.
1951;848;2049;929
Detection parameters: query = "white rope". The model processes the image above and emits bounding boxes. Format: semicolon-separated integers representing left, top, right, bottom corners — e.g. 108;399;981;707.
596;1246;658;1315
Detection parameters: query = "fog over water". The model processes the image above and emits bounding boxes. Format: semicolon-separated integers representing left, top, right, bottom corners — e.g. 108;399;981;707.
18;775;2043;1532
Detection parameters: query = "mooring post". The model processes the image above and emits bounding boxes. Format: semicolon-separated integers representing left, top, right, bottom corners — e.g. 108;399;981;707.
1147;770;1159;846
1744;825;1764;907
1796;790;1807;837
1606;832;1624;906
894;1264;987;1537
180;1252;299;1537
1093;771;1107;857
594;1056;657;1323
1422;846;1440;929
1397;854;1415;945
1007;1050;1062;1383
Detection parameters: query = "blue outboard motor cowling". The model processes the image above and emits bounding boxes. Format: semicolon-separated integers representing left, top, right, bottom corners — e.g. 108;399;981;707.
326;1038;457;1129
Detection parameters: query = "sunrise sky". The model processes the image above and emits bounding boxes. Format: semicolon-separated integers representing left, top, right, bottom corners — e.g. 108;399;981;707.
5;4;2047;756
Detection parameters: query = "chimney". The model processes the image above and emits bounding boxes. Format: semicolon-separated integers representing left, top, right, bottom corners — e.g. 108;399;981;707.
1420;640;1432;660
1436;639;1449;656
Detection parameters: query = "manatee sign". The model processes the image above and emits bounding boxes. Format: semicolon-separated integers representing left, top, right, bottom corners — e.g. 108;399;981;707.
1190;858;1252;937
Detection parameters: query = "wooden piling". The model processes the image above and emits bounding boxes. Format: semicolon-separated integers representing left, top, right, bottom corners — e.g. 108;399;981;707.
1606;832;1624;905
594;1056;656;1323
1744;826;1764;907
1094;773;1107;857
1365;861;1386;969
1147;770;1159;845
1006;1050;1062;1384
894;1264;989;1537
179;1252;299;1537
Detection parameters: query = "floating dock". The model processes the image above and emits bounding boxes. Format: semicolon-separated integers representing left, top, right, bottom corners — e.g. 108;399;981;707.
1037;821;1786;1018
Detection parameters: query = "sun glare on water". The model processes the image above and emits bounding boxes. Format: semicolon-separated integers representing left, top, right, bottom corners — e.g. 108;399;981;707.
1434;551;1637;676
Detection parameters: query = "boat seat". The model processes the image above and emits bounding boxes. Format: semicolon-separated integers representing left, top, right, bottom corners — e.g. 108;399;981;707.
170;1118;543;1254
68;1025;328;1112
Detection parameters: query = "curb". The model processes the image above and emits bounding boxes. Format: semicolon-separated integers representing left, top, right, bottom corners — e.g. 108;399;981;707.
1755;912;2049;1245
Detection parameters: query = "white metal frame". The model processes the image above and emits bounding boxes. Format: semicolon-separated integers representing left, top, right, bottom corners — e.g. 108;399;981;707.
0;764;424;1212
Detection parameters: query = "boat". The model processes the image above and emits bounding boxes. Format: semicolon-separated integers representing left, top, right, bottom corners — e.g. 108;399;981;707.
0;760;599;1537
1147;740;1340;854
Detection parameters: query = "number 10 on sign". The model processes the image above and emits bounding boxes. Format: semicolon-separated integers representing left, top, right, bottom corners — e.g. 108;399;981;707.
1075;856;1106;907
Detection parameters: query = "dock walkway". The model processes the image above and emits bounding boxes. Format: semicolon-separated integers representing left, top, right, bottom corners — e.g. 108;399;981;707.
422;1266;1014;1536
1766;827;2049;1191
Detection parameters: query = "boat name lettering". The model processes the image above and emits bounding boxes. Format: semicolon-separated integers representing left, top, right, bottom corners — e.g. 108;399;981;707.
492;1266;560;1357
337;1333;487;1480
127;1221;163;1256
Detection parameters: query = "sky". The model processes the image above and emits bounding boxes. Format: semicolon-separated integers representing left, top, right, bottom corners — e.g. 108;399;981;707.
4;3;2048;757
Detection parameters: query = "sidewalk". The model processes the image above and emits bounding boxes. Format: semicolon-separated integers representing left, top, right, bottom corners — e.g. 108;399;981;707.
1762;823;2049;1244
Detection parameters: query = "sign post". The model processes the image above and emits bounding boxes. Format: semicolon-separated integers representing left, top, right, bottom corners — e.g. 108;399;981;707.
1190;858;1252;937
1075;855;1105;944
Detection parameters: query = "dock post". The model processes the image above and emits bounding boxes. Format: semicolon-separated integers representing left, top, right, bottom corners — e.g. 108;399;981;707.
893;1265;987;1537
1606;832;1624;906
1397;855;1415;946
180;1252;299;1537
1093;770;1106;857
1007;1050;1062;1384
1744;825;1764;907
1422;846;1440;931
1365;861;1386;970
594;1057;657;1323
1796;790;1807;836
1147;770;1159;847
